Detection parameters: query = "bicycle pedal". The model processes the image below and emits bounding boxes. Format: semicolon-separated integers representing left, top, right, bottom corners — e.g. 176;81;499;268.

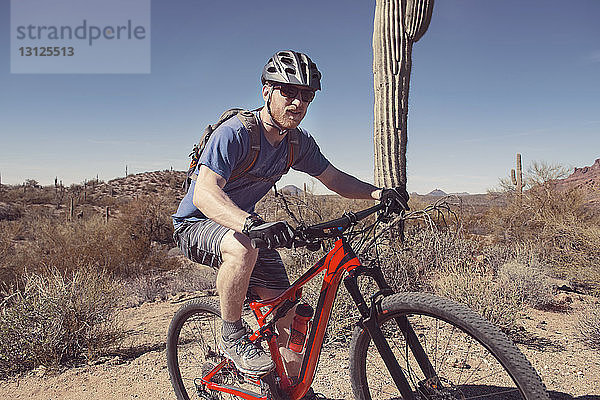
242;370;270;381
261;372;290;400
196;391;218;400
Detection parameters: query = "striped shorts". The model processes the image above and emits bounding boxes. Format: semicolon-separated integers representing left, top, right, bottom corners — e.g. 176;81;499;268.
173;219;291;296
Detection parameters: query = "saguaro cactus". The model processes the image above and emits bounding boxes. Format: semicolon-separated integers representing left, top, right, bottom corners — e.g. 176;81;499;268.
373;0;434;187
511;153;525;195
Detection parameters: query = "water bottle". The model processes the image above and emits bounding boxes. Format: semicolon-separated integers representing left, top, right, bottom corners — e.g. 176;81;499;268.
287;303;314;353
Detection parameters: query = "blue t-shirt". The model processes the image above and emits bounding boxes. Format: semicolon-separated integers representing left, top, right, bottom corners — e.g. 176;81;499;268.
172;113;330;228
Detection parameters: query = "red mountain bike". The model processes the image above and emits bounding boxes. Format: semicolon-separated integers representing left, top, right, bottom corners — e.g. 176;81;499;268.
166;202;549;399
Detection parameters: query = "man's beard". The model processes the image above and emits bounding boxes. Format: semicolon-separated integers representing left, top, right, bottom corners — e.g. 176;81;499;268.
270;105;306;130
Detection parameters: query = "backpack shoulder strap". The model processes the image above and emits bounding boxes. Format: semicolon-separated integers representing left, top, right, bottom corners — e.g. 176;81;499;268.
229;110;261;182
285;128;301;172
184;108;252;190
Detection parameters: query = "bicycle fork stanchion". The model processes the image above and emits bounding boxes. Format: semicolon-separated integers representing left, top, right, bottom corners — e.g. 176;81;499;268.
354;263;439;384
344;270;417;400
394;315;438;383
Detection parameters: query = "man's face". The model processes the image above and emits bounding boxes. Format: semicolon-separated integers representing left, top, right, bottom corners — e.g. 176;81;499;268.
264;83;316;130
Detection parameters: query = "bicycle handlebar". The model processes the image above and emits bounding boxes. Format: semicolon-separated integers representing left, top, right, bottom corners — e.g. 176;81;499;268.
251;202;387;250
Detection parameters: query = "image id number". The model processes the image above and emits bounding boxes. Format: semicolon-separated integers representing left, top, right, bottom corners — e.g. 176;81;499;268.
19;47;75;56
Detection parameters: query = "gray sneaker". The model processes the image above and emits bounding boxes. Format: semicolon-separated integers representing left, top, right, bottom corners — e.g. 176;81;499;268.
219;328;274;375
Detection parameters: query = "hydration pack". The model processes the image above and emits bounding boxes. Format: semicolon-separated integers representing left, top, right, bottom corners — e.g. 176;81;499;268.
183;108;301;192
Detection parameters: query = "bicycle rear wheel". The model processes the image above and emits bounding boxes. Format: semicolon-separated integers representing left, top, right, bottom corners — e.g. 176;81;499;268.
166;298;265;400
349;292;549;400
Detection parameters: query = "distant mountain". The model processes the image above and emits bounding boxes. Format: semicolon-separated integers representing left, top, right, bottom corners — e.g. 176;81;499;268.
426;189;448;197
555;158;600;205
279;185;303;195
104;170;186;200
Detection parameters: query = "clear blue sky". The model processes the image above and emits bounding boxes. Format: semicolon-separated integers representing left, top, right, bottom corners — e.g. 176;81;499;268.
1;0;599;194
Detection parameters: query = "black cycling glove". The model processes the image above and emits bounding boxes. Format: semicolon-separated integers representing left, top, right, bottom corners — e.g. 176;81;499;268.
242;214;295;249
380;186;410;213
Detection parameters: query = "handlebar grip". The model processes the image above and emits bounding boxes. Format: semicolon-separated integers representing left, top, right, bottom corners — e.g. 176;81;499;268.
250;237;268;249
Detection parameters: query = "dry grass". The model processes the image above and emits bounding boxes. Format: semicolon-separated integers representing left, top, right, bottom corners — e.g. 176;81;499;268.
432;265;524;332
497;260;554;309
0;267;124;377
577;303;600;350
486;164;600;293
0;191;182;376
0;196;178;290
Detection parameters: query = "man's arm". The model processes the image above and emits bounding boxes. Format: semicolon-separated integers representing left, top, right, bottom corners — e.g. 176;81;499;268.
316;164;382;200
192;165;249;233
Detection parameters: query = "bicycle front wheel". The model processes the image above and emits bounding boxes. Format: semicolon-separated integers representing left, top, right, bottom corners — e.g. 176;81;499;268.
349;292;549;400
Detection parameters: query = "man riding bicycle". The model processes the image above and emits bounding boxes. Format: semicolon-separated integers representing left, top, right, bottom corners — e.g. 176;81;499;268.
172;50;409;396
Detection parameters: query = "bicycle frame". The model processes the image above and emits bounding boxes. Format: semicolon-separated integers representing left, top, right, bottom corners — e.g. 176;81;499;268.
199;235;432;400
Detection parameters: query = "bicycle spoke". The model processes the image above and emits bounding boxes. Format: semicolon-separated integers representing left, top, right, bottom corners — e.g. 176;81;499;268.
356;311;535;399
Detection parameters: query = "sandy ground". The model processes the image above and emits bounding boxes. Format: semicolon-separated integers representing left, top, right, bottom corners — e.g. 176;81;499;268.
1;293;599;400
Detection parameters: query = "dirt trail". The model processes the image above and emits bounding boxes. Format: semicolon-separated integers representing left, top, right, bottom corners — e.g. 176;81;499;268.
1;293;599;400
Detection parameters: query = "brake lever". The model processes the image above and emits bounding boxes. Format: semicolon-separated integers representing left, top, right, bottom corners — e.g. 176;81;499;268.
377;204;393;223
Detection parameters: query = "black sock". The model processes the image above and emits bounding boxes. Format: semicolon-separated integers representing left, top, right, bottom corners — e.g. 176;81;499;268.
222;319;244;339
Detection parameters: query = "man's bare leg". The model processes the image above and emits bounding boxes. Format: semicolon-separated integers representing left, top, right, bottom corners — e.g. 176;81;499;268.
216;230;275;374
217;230;258;322
217;231;302;378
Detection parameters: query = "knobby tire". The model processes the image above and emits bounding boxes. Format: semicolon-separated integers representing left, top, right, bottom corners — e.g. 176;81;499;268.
349;292;549;400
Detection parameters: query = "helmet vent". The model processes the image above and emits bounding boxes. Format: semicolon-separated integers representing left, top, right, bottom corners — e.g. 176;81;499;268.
267;67;277;73
281;57;294;65
284;67;296;75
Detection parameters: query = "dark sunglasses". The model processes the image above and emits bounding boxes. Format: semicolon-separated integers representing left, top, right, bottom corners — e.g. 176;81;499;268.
274;84;316;103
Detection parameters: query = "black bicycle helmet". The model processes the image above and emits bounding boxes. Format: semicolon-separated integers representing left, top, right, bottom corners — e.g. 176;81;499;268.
261;50;322;91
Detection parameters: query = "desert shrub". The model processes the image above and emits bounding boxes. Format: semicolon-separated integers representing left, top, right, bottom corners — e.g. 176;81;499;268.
577;303;600;350
0;197;179;291
276;195;536;337
24;215;161;277
432;265;524;332
372;221;554;332
0;220;30;290
256;190;374;228
541;223;600;291
375;228;477;292
0;267;124;377
497;261;554;309
0;221;19;261
0;202;23;221
486;161;600;293
426;241;555;331
0;184;58;206
118;196;175;245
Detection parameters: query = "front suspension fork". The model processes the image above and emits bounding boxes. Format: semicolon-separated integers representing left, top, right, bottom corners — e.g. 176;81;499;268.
344;266;438;399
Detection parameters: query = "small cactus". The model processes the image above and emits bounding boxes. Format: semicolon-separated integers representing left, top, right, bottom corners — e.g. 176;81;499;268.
510;153;525;195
